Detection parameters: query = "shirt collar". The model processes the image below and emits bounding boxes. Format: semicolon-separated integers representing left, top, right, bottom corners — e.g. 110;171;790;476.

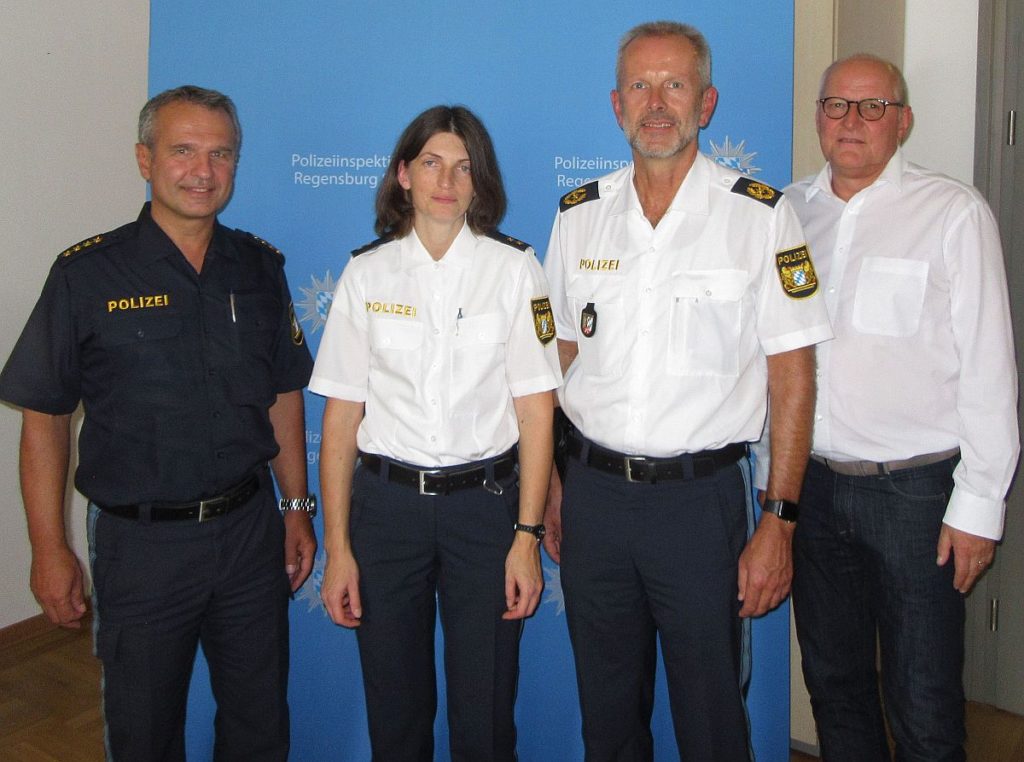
134;202;232;267
609;153;711;218
400;220;476;271
807;147;906;202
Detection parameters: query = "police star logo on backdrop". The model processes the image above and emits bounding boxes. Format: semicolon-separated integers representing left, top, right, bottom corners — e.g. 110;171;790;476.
709;136;761;176
296;270;338;333
295;550;329;615
542;565;565;615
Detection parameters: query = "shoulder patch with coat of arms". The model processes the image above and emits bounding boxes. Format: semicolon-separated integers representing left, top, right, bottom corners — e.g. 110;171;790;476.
775;244;819;299
531;297;556;345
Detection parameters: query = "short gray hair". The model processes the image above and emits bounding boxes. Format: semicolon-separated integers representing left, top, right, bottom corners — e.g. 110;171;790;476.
819;54;909;104
137;85;242;158
616;21;712;91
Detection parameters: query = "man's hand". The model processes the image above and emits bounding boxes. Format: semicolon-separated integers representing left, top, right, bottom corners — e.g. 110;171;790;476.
542;465;563;564
937;523;996;594
30;543;87;628
503;534;543;620
320;549;362;627
737;513;795;618
283;511;317;592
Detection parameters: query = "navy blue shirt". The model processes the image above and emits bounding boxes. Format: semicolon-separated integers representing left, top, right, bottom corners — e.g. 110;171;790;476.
0;204;314;505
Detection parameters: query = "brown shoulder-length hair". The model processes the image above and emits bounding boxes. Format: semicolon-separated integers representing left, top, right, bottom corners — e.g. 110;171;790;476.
374;105;507;238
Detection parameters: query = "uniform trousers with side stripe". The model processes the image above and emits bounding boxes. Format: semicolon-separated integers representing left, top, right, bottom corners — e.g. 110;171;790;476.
559;455;755;762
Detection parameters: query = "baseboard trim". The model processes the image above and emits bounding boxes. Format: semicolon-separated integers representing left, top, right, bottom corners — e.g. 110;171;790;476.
790;738;820;757
0;612;56;647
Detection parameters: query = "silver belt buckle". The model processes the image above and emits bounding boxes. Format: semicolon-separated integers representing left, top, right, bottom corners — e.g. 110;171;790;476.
418;470;444;496
197;499;212;522
624;456;647;483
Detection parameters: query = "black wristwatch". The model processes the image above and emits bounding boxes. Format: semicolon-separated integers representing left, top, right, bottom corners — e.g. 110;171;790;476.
514;522;547;541
763;499;799;523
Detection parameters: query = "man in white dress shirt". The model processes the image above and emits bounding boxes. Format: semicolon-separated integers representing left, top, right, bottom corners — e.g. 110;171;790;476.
785;54;1019;762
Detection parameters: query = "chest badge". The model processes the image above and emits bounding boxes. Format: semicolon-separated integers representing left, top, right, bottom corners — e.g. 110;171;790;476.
580;302;598;338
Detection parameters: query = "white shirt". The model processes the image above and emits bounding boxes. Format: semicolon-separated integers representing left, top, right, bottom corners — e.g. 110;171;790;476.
787;149;1019;539
310;223;562;467
544;154;832;457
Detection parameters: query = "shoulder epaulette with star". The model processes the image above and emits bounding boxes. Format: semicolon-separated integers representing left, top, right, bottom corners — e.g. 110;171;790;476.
56;230;122;266
731;177;783;208
487;231;533;253
351;233;395;258
235;229;286;263
559;181;600;212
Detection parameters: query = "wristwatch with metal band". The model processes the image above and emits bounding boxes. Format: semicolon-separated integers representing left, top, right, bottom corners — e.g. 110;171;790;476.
279;495;318;517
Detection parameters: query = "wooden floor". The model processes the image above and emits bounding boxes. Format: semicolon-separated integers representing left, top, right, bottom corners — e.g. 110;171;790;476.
791;701;1024;761
0;616;104;761
1;615;1022;761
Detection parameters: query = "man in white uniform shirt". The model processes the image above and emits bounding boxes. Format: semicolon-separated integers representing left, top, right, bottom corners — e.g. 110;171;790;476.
784;54;1018;761
542;21;832;760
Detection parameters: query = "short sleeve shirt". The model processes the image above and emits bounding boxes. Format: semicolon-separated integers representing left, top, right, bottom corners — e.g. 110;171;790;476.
0;204;314;504
543;155;832;456
309;223;562;467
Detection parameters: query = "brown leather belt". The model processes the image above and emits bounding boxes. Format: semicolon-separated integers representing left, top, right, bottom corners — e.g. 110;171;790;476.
567;435;747;483
97;473;261;522
811;448;960;477
360;450;516;496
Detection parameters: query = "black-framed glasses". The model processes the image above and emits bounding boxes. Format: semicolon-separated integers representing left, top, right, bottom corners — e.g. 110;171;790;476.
818;96;904;121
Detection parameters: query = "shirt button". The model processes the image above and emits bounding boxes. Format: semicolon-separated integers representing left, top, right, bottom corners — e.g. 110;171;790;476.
644;288;652;295
433;328;440;335
136;329;145;338
430;399;437;406
430;435;437;442
816;415;823;422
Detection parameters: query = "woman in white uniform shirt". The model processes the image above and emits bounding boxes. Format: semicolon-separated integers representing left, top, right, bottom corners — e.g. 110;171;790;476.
311;105;561;761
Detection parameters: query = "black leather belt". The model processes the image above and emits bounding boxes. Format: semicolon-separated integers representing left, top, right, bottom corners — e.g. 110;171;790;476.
97;473;261;522
360;451;516;496
568;436;747;483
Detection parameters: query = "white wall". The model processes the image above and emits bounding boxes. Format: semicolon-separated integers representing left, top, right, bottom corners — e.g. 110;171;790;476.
902;0;979;183
0;2;148;629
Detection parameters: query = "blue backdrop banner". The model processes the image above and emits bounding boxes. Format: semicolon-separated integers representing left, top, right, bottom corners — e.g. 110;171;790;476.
149;2;795;759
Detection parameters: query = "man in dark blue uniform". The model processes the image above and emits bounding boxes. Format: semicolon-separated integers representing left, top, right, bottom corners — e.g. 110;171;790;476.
0;85;316;761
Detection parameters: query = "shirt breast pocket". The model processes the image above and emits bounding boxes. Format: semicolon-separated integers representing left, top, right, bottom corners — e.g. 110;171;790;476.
231;293;280;364
668;270;746;377
567;279;625;377
851;257;929;337
452;312;508;413
369;318;423;373
97;312;182;348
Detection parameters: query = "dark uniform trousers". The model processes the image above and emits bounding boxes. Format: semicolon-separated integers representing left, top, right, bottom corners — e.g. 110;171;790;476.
350;463;523;762
87;470;290;762
560;456;754;762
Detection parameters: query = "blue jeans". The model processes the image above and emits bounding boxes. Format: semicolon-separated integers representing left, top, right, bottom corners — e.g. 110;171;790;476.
793;456;966;762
